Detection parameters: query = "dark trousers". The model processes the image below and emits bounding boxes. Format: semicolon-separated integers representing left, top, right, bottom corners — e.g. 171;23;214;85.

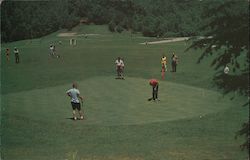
172;62;177;72
117;66;123;77
152;85;159;100
15;54;19;63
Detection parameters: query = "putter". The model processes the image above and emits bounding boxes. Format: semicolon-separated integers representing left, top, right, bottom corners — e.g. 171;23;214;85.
148;98;153;101
80;100;85;120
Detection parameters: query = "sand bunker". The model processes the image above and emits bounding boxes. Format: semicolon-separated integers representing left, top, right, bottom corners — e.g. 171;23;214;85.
57;32;77;37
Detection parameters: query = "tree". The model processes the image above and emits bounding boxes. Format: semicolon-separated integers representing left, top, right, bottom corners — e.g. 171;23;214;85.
1;0;206;42
187;0;249;151
141;15;158;37
116;24;124;33
108;20;116;32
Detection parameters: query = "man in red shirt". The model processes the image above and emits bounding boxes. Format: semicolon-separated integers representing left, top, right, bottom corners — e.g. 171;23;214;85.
148;79;159;101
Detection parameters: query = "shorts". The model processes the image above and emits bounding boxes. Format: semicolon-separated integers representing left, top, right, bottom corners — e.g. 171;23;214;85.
117;66;123;72
71;102;81;110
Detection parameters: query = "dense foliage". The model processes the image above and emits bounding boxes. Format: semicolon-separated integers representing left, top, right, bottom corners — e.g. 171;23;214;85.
1;0;204;42
187;0;249;151
1;1;79;42
188;0;249;97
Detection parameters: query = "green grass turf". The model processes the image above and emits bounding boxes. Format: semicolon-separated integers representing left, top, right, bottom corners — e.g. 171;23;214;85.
1;24;249;160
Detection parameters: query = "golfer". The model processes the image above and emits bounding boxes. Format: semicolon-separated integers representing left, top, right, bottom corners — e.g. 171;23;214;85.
171;52;178;72
6;48;10;62
161;54;167;72
53;45;56;55
49;44;54;57
148;79;159;101
14;47;20;63
115;57;125;79
66;82;84;120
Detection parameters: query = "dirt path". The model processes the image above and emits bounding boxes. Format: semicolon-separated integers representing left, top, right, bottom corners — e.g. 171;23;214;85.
140;37;189;45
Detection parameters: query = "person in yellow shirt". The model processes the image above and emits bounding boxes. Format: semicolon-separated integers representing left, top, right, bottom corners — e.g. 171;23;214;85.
161;54;167;72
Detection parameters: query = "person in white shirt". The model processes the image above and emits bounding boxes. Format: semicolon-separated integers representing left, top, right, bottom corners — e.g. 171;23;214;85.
224;65;230;74
14;47;20;63
66;82;84;120
115;57;125;79
49;45;54;57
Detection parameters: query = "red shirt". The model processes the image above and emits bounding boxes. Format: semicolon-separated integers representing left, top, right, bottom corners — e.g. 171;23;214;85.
149;79;158;86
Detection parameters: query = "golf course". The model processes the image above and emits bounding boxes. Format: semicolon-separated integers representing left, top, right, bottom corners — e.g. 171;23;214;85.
1;24;248;160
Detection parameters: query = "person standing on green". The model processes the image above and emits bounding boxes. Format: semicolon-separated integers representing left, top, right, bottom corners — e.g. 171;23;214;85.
66;82;84;120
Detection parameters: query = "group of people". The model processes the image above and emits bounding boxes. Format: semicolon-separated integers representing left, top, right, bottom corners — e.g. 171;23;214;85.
161;52;178;74
66;79;160;121
112;53;178;104
114;52;178;81
66;52;179;121
5;47;20;64
67;55;157;121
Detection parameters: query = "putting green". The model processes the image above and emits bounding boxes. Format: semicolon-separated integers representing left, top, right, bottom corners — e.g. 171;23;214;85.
3;76;230;126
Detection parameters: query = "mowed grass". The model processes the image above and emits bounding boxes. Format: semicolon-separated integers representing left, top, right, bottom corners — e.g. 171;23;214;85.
1;24;248;160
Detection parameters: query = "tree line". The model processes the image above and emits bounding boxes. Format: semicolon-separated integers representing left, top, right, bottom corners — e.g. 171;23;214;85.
1;0;205;42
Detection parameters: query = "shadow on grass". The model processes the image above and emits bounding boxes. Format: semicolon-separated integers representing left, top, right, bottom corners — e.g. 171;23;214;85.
66;117;85;121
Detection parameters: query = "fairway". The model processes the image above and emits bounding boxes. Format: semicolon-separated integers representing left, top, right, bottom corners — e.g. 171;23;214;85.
1;25;248;160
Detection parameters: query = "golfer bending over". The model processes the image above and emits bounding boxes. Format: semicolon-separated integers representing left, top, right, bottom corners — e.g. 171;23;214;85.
148;79;159;101
66;82;84;120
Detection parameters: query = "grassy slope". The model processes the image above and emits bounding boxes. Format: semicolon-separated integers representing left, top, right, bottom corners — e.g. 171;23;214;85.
1;24;248;160
1;25;213;94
